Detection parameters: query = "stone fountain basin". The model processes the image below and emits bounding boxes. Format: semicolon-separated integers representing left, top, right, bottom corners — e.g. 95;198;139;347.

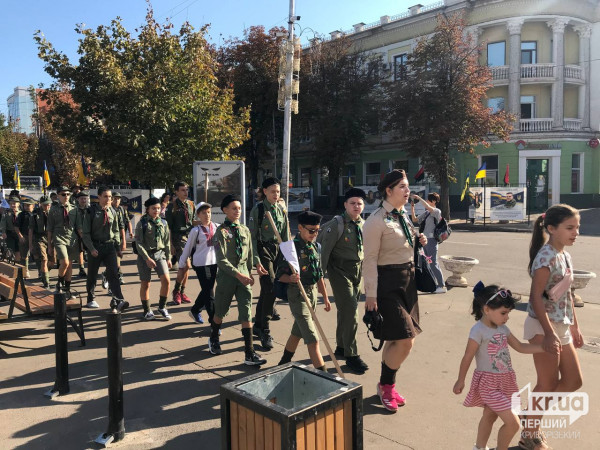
440;255;480;272
572;270;597;290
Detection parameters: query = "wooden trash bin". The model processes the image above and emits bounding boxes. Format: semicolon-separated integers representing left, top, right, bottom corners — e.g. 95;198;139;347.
220;362;363;450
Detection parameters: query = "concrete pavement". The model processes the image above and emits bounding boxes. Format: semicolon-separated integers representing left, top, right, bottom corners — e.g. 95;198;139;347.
1;235;600;449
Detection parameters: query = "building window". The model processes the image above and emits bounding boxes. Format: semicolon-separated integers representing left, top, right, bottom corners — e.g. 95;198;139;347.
487;42;506;66
365;162;381;185
520;95;536;119
392;160;409;173
571;154;583;193
318;168;330;196
299;167;312;188
481;155;498;186
340;165;356;194
488;97;505;113
521;42;537;64
394;53;408;81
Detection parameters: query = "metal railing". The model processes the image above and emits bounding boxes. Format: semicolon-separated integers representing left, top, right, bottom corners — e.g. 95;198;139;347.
519;118;553;132
520;63;555;79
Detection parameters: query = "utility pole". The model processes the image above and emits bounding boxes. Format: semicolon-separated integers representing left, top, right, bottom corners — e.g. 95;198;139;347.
281;0;295;207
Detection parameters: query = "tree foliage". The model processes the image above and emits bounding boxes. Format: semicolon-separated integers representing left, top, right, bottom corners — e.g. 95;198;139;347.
0;114;38;187
296;36;383;210
217;26;286;188
34;5;249;186
383;14;514;218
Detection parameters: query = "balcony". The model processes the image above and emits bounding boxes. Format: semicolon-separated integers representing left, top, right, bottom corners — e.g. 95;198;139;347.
520;63;555;81
490;66;509;84
564;65;584;83
564;118;583;131
519;118;553;132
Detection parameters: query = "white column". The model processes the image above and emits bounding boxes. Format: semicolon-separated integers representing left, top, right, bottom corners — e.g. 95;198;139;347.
507;20;524;118
574;24;592;130
547;18;569;130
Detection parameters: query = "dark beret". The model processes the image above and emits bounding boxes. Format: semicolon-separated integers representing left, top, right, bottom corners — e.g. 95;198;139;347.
344;188;366;201
57;186;71;194
39;196;52;205
77;190;90;198
377;169;407;193
144;197;160;208
262;177;281;189
298;211;322;226
221;194;241;210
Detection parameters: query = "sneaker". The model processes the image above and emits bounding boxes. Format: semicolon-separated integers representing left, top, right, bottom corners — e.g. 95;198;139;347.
114;299;129;312
101;273;108;289
334;346;345;358
180;293;192;304
42;280;49;289
260;330;274;350
24;270;31;279
435;287;447;294
158;308;172;320
208;338;222;355
65;290;75;300
377;383;398;412
172;291;182;305
78;269;87;278
346;356;369;374
244;351;267;366
86;300;100;309
391;385;406;407
143;310;155;320
271;307;281;321
189;311;204;324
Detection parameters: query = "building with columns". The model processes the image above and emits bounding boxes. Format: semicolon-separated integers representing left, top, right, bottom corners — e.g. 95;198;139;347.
289;0;600;212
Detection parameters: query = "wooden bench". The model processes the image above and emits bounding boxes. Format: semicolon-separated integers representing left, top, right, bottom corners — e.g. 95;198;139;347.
0;261;85;345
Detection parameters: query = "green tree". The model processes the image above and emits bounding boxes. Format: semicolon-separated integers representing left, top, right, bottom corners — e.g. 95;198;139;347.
383;14;513;218
296;36;383;210
218;26;286;188
0;114;37;187
34;6;249;186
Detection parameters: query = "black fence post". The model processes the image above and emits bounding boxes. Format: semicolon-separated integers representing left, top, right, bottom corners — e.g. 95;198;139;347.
95;312;125;446
44;292;69;398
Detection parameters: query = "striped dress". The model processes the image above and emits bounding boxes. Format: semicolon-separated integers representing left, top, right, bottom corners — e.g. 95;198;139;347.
463;321;519;413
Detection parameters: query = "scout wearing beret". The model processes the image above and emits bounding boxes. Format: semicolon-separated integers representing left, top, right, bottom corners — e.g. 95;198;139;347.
29;196;52;288
208;194;266;366
73;190;90;279
69;185;82;206
47;187;79;299
82;186;128;311
165;181;195;305
249;177;290;350
276;211;332;371
318;188;369;374
1;197;22;266
16;198;36;278
135;197;172;320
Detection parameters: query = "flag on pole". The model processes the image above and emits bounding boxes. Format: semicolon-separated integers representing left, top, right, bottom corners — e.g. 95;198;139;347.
347;168;353;187
475;162;487;180
460;171;470;201
77;155;89;186
43;160;51;188
14;163;21;190
504;164;510;185
414;166;425;182
0;189;9;208
279;240;300;274
0;164;3;185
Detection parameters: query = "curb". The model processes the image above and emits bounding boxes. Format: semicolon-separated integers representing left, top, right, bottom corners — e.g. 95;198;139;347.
450;224;533;233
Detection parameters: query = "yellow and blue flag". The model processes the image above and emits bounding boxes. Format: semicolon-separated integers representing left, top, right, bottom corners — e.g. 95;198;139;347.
14;163;21;190
43;160;51;188
475;162;487;180
460;171;470;201
77;155;89;186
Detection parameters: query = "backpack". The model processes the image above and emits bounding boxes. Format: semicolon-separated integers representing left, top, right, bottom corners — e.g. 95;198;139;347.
132;216;167;255
419;212;452;244
316;215;345;246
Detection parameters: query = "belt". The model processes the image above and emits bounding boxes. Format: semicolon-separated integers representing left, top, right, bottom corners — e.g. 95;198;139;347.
93;240;115;246
377;262;413;269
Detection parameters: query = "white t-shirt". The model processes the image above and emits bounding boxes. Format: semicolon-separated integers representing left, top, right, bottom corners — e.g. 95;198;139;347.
417;208;442;239
179;222;219;268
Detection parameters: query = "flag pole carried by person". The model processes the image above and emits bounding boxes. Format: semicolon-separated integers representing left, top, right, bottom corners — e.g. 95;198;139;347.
475;163;487;226
265;211;344;378
43;160;51;195
460;171;470;202
14;163;21;190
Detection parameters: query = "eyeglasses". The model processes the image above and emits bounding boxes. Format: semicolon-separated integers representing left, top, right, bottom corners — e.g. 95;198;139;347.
486;289;512;305
303;227;320;235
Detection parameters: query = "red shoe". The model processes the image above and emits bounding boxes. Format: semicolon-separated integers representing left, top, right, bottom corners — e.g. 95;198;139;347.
391;385;406;406
172;291;182;305
180;293;191;303
377;383;398;412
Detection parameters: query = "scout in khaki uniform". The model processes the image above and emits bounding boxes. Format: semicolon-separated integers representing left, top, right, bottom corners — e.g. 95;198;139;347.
16;198;36;278
276;211;332;371
165;181;195;304
112;192;132;284
249;177;289;350
319;188;369;374
135;197;172;320
82;186;128;311
1;197;22;263
73;190;89;278
29;196;52;288
208;194;266;366
47;186;79;299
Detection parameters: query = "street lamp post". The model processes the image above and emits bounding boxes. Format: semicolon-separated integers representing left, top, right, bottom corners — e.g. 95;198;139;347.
281;0;295;207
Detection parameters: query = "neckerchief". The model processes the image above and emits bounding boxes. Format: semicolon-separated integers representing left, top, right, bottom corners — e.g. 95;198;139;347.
390;208;413;248
151;216;163;238
176;199;189;224
266;200;280;229
43;211;48;231
295;235;322;283
12;212;17;225
224;220;242;258
101;207;109;226
62;204;70;226
200;223;214;242
352;219;363;252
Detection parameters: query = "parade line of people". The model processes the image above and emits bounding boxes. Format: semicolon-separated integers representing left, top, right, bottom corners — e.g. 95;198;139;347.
0;170;584;450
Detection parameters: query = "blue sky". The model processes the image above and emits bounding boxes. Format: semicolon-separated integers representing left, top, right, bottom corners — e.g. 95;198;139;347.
0;0;419;116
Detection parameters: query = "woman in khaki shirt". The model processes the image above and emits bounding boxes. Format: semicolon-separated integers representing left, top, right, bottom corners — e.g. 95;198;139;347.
363;169;427;413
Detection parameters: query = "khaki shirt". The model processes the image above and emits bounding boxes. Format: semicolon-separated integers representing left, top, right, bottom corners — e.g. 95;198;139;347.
362;200;415;297
319;212;364;273
72;206;88;235
135;215;171;261
29;210;49;242
82;204;123;252
165;198;195;236
248;199;289;265
212;221;253;278
47;203;77;246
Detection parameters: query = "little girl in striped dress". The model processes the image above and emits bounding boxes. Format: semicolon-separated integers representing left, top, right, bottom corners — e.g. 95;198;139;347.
453;283;545;450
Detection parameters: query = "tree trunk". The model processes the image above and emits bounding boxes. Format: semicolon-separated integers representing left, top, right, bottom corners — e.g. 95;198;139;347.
439;149;451;220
